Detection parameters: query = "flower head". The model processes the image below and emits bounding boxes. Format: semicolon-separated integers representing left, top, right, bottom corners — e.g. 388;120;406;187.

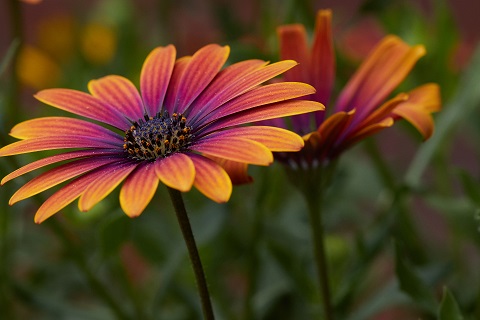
0;44;323;223
273;9;441;168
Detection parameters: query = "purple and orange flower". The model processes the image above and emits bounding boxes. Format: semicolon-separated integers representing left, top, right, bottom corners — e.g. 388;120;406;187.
0;44;324;223
272;9;441;167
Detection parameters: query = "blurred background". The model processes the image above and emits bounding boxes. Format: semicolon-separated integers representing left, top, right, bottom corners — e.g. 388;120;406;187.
1;0;480;319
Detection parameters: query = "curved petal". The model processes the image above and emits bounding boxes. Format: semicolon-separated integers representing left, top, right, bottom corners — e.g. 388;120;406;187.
9;156;121;205
164;57;191;113
154;153;195;192
189;153;232;202
393;106;434;140
342;117;394;151
190;137;273;166
174;44;230;114
194;82;316;126
277;24;310;83
0;136;121;156
199;100;324;135
356;93;408;130
140;45;176;116
207;156;253;185
119;162;159;217
88;75;145;121
9;117;122;141
205;126;304;152
35;89;131;129
1;149;119;185
186;59;266;117
33;162;124;223
78;161;138;212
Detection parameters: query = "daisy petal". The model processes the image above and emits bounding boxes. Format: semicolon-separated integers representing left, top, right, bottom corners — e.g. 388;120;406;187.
0;136;121;156
164;57;191;113
78;161;138;212
88;75;145;121
9;156;120;205
190;137;273;166
277;24;310;83
207;156;253;185
195;82;316;125
189;153;232;203
154;153;195;192
356;93;408;129
35;89;131;129
9;117;121;141
120;162;159;217
175;44;230;114
200;100;324;134
189;60;299;122
206;126;304;152
1;149;119;185
140;45;176;116
34;162;123;223
345;117;394;150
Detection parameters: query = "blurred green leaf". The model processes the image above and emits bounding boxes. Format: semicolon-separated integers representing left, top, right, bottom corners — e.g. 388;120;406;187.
439;288;464;320
0;39;19;78
395;242;438;314
458;169;480;206
100;214;131;257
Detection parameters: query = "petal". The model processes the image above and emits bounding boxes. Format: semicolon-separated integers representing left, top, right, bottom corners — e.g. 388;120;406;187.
164;57;191;113
119;162;159;217
189;153;232;203
0;136;121;156
392;106;434;140
190;137;273;166
207;156;253;185
1;149;119;185
9;117;122;141
342;117;394;150
186;59;266;118
188;60;299;123
174;44;230;114
35;89;131;129
194;82;316;126
78;161;138;212
355;93;409;130
206;126;304;152
154;153;195;192
33;162;123;223
277;24;310;83
88;75;145;121
9;156;120;205
199;100;324;135
316;110;356;159
140;45;177;116
335;36;426;121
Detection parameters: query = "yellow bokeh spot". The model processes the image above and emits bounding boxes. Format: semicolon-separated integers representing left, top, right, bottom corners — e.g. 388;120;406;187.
37;14;76;62
81;22;117;65
16;45;61;90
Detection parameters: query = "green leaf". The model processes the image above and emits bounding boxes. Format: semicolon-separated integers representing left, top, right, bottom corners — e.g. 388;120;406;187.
395;243;438;314
438;288;464;320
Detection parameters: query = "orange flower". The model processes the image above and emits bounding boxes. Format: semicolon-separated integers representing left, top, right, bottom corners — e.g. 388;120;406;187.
0;44;323;223
273;9;441;167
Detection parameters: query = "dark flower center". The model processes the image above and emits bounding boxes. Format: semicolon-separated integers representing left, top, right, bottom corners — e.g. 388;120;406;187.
123;111;193;161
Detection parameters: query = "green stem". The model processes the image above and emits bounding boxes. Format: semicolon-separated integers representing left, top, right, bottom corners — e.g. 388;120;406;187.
304;185;334;320
167;187;214;320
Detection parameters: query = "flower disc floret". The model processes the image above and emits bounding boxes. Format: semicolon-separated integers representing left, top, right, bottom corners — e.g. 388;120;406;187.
123;111;193;161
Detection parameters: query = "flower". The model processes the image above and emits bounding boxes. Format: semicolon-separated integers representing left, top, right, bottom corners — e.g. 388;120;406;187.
0;44;323;223
273;9;441;168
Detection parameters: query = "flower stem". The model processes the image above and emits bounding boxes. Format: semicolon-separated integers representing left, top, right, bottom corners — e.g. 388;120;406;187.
305;188;334;320
167;187;214;320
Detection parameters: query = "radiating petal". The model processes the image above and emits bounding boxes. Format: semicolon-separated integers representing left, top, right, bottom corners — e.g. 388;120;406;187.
33;162;123;223
35;89;131;129
207;156;253;185
174;44;230;114
190;137;273;166
9;117;122;141
164;57;191;113
0;136;121;156
205;126;304;152
356;93;408;130
335;36;426;122
1;149;119;185
9;156;120;204
343;117;394;150
195;82;316;126
392;106;434;140
187;59;266;117
316;110;356;159
140;45;176;116
154;153;195;192
199;100;324;135
88;75;145;121
120;162;159;217
277;24;310;83
78;161;138;212
189;153;232;202
188;60;299;123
